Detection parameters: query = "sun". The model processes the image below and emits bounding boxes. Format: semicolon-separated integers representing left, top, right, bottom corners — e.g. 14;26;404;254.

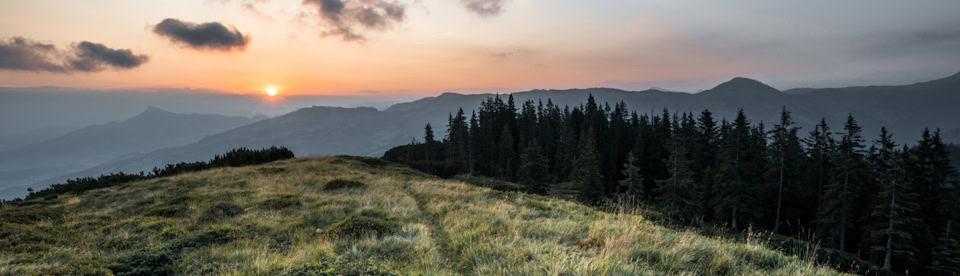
265;87;278;97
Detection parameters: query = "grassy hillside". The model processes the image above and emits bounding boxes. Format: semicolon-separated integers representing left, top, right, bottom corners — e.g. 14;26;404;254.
1;156;842;275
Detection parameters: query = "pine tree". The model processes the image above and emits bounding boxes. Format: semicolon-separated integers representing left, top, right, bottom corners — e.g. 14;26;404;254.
865;128;920;271
769;107;801;233
446;109;470;172
424;123;435;144
519;141;550;195
819;114;865;251
806;118;835;233
713;109;756;229
574;128;604;204
656;115;701;218
498;125;517;178
619;152;645;201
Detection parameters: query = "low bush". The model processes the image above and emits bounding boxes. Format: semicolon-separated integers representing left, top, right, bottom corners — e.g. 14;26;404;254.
110;249;175;276
323;179;366;191
335;155;388;168
200;202;243;221
259;195;302;210
146;205;191;218
321;215;401;239
170;226;240;250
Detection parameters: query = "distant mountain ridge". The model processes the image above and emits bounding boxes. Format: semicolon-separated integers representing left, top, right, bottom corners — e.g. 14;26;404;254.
11;71;960;200
0;107;259;198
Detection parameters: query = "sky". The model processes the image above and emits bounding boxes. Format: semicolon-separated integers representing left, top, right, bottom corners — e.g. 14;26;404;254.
2;0;960;96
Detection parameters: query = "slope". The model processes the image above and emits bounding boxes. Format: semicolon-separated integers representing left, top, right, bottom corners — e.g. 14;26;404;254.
0;156;840;275
0;107;259;199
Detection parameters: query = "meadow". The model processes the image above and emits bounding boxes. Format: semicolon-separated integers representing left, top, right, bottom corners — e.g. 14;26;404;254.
0;156;843;275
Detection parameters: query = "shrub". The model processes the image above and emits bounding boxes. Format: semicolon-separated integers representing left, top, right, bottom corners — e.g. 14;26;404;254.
256;167;286;175
259;195;302;210
146;205;191;218
200;202;243;221
0;207;63;224
170;226;240;250
335;155;388;168
321;215;400;239
323;179;365;191
110;249;175;276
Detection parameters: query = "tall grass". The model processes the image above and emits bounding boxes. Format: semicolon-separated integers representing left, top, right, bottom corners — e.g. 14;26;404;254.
0;156;843;275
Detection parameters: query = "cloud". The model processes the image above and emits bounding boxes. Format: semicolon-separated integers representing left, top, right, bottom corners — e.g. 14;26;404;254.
301;0;406;41
69;42;150;71
0;37;148;73
460;0;505;17
153;18;251;51
489;47;533;59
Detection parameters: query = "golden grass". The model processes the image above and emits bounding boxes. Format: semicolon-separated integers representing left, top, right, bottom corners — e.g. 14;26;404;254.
0;156;844;275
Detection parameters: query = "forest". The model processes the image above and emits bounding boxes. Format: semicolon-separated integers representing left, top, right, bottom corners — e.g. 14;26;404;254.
383;94;960;274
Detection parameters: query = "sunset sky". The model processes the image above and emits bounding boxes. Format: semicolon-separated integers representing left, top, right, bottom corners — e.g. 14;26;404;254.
2;0;960;96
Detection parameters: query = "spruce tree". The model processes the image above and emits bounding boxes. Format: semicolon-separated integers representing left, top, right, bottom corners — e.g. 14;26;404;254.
574;128;604;204
713;109;756;229
806;118;835;233
819;114;865;251
619;152;645;202
865;128;920;271
656;115;701;218
519;140;550;195
769;107;801;233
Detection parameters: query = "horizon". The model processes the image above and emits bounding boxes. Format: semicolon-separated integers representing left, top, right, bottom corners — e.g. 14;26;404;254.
3;69;958;98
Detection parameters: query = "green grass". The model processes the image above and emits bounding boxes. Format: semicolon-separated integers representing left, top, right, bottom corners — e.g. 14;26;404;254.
0;156;844;275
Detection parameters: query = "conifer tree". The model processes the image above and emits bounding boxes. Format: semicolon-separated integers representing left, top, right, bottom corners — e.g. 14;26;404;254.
806;118;835;232
446;109;470;171
819;114;865;251
769;107;801;233
864;128;919;271
713;109;756;229
656;115;701;218
574;128;604;204
424;123;435;144
498;125;517;178
619;152;645;201
519;140;550;195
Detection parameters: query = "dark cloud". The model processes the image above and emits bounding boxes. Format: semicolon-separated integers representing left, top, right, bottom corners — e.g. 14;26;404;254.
460;0;505;17
301;0;406;41
153;18;251;51
69;42;149;72
0;37;69;73
0;37;148;73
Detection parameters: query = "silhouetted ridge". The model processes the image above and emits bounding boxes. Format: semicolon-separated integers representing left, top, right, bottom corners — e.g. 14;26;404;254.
916;70;960;88
703;77;780;95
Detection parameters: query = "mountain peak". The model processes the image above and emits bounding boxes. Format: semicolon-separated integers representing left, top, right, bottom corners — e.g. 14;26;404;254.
913;70;960;88
141;106;174;115
703;77;780;95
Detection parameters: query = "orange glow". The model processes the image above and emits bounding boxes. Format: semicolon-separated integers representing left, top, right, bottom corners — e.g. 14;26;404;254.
265;86;278;97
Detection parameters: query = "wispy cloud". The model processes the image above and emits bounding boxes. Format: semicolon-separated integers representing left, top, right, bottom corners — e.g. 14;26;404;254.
0;37;148;73
153;18;251;51
460;0;505;17
300;0;406;42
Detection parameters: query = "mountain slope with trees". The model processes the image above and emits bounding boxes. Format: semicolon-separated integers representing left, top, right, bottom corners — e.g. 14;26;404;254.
386;94;959;274
20;72;960;201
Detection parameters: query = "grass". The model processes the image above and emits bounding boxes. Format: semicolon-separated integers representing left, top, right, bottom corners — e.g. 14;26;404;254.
0;156;844;275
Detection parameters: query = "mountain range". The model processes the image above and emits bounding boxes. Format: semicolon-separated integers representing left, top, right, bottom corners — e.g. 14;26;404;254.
5;71;960;199
0;108;259;199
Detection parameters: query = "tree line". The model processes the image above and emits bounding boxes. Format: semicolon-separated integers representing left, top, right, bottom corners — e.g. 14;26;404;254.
383;94;959;274
6;146;295;202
